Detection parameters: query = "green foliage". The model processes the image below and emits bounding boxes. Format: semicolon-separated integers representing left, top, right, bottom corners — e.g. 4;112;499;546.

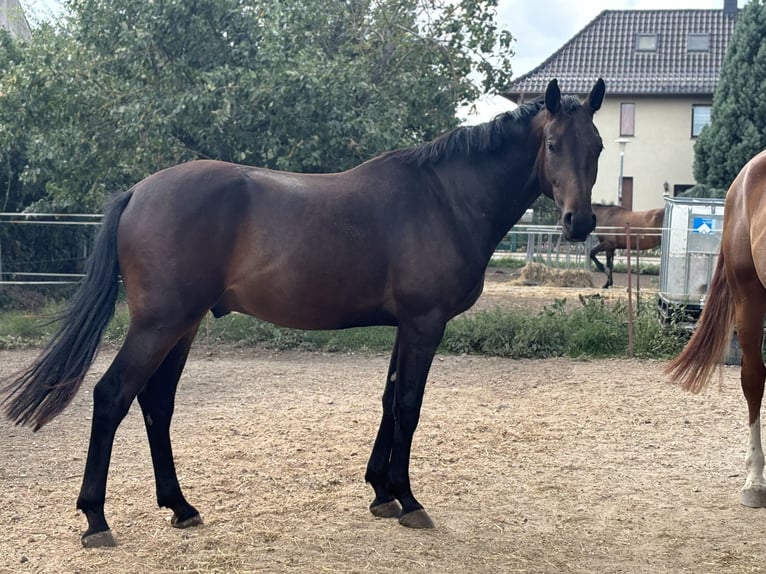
611;261;660;276
0;291;686;359
486;257;526;269
202;312;396;352
530;195;560;224
0;307;57;348
565;297;627;357
0;0;514;211
442;297;684;359
694;0;766;189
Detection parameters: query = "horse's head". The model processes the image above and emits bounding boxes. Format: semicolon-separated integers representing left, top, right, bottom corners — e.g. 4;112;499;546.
534;78;605;241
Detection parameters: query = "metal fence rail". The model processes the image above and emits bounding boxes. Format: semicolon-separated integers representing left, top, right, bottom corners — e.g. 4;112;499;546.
0;213;101;284
0;215;664;285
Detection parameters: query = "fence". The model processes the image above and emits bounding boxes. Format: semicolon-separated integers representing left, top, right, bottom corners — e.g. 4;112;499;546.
0;213;100;285
0;215;663;286
494;225;597;269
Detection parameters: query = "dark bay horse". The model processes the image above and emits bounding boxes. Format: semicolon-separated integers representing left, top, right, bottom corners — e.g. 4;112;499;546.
589;204;664;288
666;149;766;508
2;78;605;547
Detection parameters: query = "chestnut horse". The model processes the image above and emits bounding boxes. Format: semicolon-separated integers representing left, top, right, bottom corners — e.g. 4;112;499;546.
2;79;605;547
666;149;766;508
589;204;664;288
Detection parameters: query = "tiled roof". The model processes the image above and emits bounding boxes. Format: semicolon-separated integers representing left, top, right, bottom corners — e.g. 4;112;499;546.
503;10;738;99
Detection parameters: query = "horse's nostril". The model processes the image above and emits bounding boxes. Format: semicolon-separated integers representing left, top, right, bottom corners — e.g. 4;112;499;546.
563;212;574;228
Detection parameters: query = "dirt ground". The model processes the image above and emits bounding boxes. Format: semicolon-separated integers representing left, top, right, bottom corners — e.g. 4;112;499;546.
4;270;763;574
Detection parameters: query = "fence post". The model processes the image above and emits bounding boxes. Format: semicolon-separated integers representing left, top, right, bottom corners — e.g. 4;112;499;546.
625;222;633;358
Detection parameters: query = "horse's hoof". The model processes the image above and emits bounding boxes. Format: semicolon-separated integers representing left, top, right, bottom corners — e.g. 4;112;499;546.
398;509;434;529
741;487;766;508
81;529;117;548
171;513;204;529
370;499;402;518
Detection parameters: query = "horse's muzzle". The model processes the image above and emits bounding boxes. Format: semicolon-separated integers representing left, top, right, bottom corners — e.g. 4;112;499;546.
561;210;597;242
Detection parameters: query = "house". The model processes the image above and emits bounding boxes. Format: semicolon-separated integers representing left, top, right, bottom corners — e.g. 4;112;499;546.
0;0;31;41
502;0;738;211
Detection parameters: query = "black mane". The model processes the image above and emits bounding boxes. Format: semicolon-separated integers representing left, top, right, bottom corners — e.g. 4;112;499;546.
393;95;583;166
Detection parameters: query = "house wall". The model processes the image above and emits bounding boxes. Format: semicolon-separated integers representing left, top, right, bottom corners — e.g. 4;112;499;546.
0;0;31;41
590;95;711;212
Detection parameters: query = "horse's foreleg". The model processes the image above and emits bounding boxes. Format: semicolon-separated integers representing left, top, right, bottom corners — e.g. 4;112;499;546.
137;326;202;529
603;250;615;289
365;331;402;518
76;327;184;548
387;317;445;529
742;417;766;507
736;300;766;507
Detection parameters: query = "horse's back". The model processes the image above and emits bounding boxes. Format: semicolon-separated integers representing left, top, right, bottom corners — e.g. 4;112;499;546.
113;159;484;331
592;204;663;250
723;150;766;288
116;160;387;323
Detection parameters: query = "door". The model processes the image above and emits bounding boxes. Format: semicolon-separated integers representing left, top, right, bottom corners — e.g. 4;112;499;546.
620;177;634;210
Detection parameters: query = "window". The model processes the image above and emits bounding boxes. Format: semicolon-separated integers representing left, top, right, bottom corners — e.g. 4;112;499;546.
620;103;635;137
687;33;710;52
635;33;658;52
692;105;711;137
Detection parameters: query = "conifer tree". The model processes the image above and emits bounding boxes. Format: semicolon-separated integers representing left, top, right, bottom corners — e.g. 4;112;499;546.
694;0;766;190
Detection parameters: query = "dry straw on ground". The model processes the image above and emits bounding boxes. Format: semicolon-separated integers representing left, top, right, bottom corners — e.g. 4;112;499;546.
511;262;594;288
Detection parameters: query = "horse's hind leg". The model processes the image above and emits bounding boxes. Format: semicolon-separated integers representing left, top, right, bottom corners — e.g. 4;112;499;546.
365;331;402;519
76;322;195;548
733;286;766;507
137;324;202;528
589;244;606;273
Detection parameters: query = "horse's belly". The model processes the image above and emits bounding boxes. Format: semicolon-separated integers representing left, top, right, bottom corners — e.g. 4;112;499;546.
216;282;394;330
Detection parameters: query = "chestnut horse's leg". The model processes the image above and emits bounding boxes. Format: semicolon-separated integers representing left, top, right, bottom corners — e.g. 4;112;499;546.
603;250;615;289
137;325;201;528
387;316;445;529
76;324;193;548
365;331;403;519
733;282;766;507
589;243;606;273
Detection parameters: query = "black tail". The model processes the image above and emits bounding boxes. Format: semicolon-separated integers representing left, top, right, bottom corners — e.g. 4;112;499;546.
2;190;134;430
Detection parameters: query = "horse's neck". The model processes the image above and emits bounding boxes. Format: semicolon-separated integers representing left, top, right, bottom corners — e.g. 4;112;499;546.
433;148;540;254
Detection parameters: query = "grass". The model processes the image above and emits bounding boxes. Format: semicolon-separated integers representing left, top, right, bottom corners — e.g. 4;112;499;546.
0;296;688;360
611;261;661;276
487;256;527;269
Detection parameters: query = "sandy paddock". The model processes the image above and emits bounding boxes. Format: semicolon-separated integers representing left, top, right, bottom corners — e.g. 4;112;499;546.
0;345;763;574
2;270;764;574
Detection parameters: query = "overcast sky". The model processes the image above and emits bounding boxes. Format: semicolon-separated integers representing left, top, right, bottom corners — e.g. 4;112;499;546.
464;0;748;123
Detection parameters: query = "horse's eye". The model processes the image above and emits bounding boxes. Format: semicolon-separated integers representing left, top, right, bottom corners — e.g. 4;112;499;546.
547;142;556;153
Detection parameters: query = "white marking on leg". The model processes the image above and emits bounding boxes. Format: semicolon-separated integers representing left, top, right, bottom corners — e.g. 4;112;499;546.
744;417;766;490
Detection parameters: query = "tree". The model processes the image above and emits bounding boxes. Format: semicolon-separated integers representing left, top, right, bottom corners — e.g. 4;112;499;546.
694;0;766;190
0;0;514;211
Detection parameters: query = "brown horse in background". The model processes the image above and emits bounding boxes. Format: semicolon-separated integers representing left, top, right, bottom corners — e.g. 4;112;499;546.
2;79;605;548
667;149;766;509
589;204;664;288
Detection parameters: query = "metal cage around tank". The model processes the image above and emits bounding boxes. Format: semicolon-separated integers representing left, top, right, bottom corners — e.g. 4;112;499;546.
657;196;725;324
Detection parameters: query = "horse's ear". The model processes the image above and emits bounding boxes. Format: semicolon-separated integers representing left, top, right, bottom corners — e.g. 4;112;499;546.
585;78;605;114
545;79;561;115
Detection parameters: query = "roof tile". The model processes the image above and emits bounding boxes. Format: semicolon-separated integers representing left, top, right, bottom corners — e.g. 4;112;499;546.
504;10;737;98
